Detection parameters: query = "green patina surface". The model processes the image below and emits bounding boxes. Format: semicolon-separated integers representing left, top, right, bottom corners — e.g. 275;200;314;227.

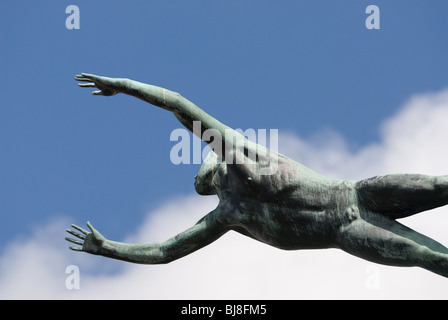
66;73;448;278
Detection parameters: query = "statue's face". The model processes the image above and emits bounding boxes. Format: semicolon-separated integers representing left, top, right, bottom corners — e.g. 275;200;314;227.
195;151;219;195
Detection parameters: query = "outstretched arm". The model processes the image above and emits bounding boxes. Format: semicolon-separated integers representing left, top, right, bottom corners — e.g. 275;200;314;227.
75;73;246;161
65;211;228;264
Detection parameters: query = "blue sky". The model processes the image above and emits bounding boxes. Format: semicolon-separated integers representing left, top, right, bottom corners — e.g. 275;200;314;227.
1;1;448;298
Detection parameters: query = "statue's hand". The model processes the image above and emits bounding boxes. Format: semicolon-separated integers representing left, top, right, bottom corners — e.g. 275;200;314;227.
75;73;124;96
66;221;106;255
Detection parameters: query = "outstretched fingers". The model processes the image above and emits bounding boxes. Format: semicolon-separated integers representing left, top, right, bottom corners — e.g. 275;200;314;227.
66;228;85;238
78;83;96;88
85;221;103;237
72;223;89;235
86;221;95;231
75;73;118;96
65;224;89;251
66;236;84;251
68;246;84;252
75;74;99;94
66;237;83;246
74;76;92;82
74;73;101;82
75;74;100;91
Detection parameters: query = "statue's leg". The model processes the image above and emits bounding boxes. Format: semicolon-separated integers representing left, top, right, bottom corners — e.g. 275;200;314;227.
355;174;448;219
336;213;448;278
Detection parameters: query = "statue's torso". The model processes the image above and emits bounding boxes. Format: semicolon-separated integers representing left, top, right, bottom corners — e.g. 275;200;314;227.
215;153;358;249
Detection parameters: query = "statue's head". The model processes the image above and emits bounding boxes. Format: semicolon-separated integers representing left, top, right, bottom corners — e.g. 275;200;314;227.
195;151;220;195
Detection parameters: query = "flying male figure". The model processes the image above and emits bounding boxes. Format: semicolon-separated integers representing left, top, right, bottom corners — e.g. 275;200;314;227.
66;73;448;278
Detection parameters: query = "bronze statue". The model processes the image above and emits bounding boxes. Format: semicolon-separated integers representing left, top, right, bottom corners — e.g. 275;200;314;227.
66;73;448;278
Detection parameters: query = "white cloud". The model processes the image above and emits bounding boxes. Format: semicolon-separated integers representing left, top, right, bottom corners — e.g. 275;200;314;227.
2;89;448;299
280;89;448;181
